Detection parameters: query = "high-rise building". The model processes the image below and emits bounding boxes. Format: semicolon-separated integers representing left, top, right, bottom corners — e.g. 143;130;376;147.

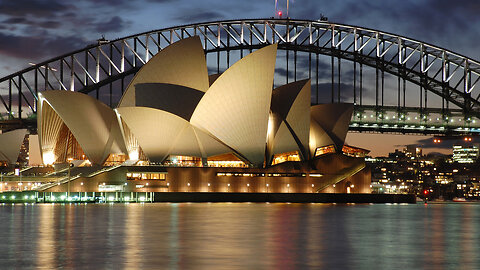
453;145;479;163
404;145;422;158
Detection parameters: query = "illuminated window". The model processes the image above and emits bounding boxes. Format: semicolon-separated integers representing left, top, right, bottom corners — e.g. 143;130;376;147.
271;151;300;165
104;153;128;166
314;145;335;157
342;145;370;158
127;172;167;180
207;153;247;167
164;155;202;167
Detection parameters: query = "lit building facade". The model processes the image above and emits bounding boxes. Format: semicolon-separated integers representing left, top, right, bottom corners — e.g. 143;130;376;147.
453;145;479;163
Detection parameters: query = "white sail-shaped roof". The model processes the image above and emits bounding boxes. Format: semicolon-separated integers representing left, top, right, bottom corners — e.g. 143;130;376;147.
116;107;230;162
190;44;278;166
268;79;311;161
119;36;209;107
309;119;335;156
310;103;354;154
270;121;298;155
285;80;311;157
0;129;27;164
38;91;127;164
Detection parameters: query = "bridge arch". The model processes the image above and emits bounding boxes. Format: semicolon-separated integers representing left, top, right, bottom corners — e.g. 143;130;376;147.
1;18;480;134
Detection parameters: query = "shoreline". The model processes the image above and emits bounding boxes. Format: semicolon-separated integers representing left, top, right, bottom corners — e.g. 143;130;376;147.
0;191;416;204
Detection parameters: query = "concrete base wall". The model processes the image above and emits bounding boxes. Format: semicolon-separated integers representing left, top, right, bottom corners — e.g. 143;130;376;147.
151;192;416;203
0;191;416;204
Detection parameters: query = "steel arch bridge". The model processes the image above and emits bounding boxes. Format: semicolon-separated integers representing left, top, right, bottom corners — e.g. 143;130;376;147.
1;18;480;135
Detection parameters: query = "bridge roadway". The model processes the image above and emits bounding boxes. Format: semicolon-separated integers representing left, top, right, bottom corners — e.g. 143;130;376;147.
1;109;477;136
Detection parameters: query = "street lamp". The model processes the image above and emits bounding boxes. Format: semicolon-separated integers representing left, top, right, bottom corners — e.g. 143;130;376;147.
287;183;290;193
266;183;269;193
67;159;74;200
247;183;250;192
227;183;230;192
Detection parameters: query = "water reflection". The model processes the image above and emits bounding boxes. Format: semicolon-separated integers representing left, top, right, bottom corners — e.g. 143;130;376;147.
0;203;478;269
124;203;143;269
37;204;55;268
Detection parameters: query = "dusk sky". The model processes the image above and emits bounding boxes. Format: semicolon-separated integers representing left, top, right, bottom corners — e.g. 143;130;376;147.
1;0;480;156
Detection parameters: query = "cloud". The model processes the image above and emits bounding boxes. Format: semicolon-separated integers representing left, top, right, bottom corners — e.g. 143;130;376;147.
146;0;178;2
1;17;61;29
0;32;87;60
172;10;225;23
94;16;130;33
275;67;295;79
37;20;62;29
310;82;360;103
0;0;74;18
2;17;29;24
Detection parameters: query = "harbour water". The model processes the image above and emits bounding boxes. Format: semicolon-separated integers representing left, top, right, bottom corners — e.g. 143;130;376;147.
0;202;479;269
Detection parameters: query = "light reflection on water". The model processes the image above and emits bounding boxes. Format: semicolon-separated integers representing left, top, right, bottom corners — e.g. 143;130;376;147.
0;203;478;269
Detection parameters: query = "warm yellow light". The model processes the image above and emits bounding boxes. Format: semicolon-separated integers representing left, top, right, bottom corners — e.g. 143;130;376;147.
267;114;275;139
43;151;55;165
129;150;139;161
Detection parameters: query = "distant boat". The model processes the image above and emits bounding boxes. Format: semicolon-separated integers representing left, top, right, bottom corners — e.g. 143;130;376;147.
452;197;467;202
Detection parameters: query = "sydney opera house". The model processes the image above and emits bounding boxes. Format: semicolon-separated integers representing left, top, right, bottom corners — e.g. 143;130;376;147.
0;36;370;195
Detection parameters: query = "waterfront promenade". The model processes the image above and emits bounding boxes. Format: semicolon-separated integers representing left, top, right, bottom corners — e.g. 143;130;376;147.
0;191;415;204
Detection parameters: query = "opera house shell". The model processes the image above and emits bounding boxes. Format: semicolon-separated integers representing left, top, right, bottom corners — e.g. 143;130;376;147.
29;36;370;193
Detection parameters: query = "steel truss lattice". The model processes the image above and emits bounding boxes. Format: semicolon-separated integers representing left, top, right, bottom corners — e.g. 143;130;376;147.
1;18;480;135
